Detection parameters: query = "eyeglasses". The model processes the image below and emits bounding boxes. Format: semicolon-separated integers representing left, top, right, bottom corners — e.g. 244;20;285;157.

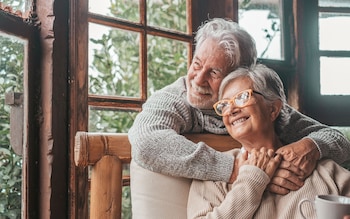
213;89;264;116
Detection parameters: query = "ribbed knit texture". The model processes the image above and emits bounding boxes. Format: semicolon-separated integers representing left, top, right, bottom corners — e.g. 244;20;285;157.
128;76;350;182
187;149;350;219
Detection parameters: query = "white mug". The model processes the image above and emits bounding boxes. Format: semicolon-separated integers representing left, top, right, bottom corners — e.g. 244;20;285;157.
298;195;350;219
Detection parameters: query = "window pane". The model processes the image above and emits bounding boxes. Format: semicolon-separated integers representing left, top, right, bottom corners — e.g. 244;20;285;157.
319;12;350;51
0;33;25;218
89;23;140;97
320;57;350;95
89;0;139;22
319;0;350;7
238;0;283;60
88;108;137;132
147;0;187;33
147;36;188;96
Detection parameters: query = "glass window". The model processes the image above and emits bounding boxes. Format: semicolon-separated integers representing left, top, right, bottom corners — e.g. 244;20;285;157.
88;108;137;133
319;12;350;51
319;0;350;7
320;57;350;95
147;35;188;96
84;2;191;217
0;32;25;219
318;5;350;96
89;23;140;97
238;0;283;60
88;0;139;22
147;0;187;33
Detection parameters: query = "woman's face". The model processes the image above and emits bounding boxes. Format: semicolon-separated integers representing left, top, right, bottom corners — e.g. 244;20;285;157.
221;77;277;142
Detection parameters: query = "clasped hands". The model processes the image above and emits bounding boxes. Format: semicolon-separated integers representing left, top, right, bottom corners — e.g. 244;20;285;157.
230;138;320;195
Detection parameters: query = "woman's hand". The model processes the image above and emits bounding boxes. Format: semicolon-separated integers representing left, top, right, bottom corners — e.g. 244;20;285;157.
242;147;282;179
229;147;282;183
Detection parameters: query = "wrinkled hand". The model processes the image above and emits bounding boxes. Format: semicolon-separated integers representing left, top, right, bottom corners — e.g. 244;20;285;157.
242;147;282;179
229;148;282;183
267;138;320;195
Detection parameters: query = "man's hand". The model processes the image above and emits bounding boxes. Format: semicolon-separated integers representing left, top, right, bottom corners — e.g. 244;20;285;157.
267;138;320;195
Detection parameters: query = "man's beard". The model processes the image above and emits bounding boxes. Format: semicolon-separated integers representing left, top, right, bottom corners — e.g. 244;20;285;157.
187;80;216;109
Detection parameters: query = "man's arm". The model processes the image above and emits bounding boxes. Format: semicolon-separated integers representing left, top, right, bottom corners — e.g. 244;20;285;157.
269;105;350;194
280;105;350;163
128;82;233;181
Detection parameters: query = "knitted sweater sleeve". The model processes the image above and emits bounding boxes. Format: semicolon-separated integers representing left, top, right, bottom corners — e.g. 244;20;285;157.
128;79;234;181
187;165;270;219
280;105;350;164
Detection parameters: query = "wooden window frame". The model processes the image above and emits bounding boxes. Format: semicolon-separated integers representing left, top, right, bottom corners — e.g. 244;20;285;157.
243;0;298;108
69;1;197;218
298;0;350;126
87;3;193;110
68;0;243;218
0;10;41;218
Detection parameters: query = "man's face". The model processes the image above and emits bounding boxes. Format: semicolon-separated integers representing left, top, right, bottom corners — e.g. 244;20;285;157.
186;38;231;109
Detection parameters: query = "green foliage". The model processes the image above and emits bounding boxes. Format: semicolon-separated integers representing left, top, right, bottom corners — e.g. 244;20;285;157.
0;148;22;219
89;110;137;133
147;0;187;32
89;30;140;97
121;186;131;219
0;35;24;219
89;0;187;98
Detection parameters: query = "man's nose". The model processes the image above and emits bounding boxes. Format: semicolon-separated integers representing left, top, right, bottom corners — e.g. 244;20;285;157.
194;69;209;85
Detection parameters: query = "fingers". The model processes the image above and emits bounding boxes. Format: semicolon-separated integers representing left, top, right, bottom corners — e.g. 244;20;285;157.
274;168;304;187
275;139;319;179
243;148;281;178
268;168;304;195
279;160;305;178
266;183;290;195
265;154;282;178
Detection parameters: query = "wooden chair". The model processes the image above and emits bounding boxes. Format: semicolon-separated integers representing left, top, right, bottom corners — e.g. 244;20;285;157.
74;131;241;219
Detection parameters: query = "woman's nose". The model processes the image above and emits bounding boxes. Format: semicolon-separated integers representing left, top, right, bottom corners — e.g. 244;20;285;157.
225;104;241;116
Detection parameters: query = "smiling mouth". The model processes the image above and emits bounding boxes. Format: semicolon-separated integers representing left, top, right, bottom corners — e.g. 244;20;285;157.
232;117;249;125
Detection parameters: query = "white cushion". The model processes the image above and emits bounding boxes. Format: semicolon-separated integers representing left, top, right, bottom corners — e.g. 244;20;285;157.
130;160;191;219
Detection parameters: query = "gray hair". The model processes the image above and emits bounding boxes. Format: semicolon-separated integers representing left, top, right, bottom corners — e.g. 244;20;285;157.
219;64;290;134
195;18;257;71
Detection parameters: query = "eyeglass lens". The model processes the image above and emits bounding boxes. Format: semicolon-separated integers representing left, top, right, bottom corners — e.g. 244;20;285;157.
235;91;250;106
216;90;252;115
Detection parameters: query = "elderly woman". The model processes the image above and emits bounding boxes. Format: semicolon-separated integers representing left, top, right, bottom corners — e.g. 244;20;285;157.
187;64;350;219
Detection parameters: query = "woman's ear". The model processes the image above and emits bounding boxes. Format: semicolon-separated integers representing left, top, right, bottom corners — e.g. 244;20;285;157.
270;100;282;121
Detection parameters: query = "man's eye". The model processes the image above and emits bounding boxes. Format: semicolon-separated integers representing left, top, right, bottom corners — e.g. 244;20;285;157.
193;61;201;69
210;71;221;79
